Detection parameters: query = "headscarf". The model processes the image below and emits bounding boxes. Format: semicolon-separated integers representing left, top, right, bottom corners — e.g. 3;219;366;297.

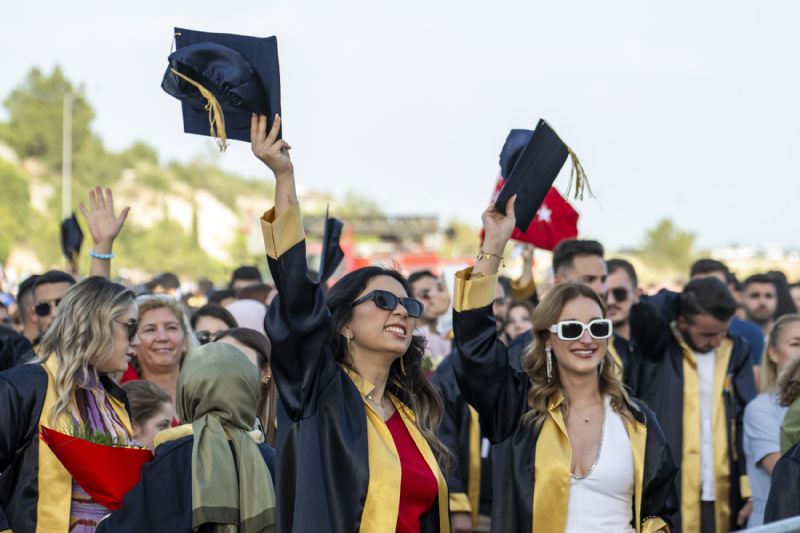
225;299;268;337
178;343;275;533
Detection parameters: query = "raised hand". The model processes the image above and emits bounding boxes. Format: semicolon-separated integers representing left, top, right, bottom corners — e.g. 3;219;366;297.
79;186;130;250
251;114;293;178
481;195;516;255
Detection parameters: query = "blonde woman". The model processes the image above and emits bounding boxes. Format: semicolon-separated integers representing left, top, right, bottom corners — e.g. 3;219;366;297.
743;313;800;527
451;200;677;532
122;295;197;409
0;276;139;532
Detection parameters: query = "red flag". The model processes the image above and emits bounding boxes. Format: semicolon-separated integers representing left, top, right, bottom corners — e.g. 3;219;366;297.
485;177;579;251
41;426;153;510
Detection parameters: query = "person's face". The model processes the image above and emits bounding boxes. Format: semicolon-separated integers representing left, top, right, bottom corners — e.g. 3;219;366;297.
346;276;416;358
411;276;451;321
605;269;638;327
33;281;73;334
97;303;139;374
743;282;777;324
767;321;800;374
557;255;608;296
135;307;186;373
505;305;533;341
194;315;230;344
677;313;731;353
133;401;174;449
547;297;608;378
232;278;260;291
493;284;509;331
790;286;800;314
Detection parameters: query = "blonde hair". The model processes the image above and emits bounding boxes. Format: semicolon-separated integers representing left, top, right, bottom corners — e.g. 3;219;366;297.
761;314;800;392
37;276;135;425
131;294;197;375
521;283;635;428
778;356;800;406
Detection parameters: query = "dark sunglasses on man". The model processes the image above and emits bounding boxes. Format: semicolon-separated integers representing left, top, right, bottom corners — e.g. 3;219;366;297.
34;299;62;317
605;287;629;302
352;290;424;318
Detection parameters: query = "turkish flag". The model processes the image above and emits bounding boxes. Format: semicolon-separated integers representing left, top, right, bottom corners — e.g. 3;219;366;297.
485;177;579;251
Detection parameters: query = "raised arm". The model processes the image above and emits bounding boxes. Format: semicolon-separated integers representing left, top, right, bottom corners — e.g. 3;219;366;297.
251;114;336;421
79;186;130;279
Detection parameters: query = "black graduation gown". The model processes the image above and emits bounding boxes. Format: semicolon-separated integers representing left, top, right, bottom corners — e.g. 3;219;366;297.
763;442;800;523
0;363;129;533
95;435;276;532
264;227;448;533
0;325;34;372
630;290;757;532
453;301;678;532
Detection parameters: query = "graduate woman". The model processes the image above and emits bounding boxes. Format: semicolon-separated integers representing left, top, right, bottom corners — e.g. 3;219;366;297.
452;197;678;532
251;113;450;533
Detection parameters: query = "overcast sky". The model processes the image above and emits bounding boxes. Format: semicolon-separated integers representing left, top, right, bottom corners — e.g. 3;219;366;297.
2;0;798;250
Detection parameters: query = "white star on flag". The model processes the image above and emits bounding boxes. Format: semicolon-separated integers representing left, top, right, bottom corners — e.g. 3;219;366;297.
536;204;552;223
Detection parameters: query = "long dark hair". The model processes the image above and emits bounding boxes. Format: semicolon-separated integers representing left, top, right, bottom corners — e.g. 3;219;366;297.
327;266;451;465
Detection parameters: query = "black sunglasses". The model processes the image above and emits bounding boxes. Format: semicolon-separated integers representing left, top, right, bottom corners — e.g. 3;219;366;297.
606;287;629;302
34;299;62;317
352;290;424;318
196;330;226;345
115;319;138;342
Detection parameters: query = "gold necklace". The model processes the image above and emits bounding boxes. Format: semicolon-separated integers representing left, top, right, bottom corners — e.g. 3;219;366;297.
570;402;603;423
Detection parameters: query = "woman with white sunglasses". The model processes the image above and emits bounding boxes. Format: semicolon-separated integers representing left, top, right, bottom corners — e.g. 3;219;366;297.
451;197;678;533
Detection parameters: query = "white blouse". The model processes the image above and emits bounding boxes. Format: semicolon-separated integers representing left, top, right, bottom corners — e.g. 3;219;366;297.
565;397;636;533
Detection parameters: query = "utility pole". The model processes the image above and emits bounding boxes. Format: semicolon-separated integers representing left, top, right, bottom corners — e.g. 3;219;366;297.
62;92;72;220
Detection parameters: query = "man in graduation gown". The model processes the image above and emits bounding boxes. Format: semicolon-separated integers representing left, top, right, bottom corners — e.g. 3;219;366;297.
630;277;757;532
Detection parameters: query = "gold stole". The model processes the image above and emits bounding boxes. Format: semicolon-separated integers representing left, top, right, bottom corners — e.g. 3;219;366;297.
674;329;733;533
36;357;132;532
467;406;481;526
531;393;664;533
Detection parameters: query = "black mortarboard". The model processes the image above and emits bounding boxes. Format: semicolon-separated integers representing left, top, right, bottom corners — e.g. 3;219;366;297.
495;119;590;233
161;27;281;150
318;207;344;283
60;213;83;261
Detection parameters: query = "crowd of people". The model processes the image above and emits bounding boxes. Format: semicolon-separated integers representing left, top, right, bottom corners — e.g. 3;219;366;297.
1;113;799;533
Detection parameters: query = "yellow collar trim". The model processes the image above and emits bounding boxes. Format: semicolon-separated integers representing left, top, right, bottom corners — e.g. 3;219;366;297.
153;424;193;449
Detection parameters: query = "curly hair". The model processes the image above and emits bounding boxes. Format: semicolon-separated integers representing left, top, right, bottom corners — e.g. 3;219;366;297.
521;283;635;429
761;314;800;392
37;276;135;425
778;356;800;407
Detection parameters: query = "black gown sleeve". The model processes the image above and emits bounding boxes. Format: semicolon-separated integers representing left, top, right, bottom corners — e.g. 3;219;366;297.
638;401;679;529
764;445;800;523
431;358;469;501
0;372;32;531
731;337;757;499
453;304;528;444
264;216;337;421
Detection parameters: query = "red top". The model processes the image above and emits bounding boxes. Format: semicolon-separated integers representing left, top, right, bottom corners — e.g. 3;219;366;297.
385;410;438;533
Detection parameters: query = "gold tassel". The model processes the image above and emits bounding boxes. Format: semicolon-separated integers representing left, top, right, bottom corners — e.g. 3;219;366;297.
169;68;228;152
566;146;593;201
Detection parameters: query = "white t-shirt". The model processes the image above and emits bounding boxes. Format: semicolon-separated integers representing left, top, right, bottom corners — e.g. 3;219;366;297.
565;397;635;533
695;348;716;501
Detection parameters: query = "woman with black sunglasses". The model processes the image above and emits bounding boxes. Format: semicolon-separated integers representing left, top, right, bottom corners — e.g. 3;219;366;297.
450;200;678;532
251;114;451;533
0;276;140;532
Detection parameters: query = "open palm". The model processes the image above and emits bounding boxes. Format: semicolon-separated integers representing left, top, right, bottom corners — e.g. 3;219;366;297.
79;186;130;245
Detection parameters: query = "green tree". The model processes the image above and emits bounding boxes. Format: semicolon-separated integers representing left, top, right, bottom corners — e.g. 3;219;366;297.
2;67;95;170
338;190;384;218
639;218;696;275
441;219;480;259
0;161;30;262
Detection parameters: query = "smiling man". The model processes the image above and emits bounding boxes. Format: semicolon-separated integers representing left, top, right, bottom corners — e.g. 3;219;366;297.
631;277;756;533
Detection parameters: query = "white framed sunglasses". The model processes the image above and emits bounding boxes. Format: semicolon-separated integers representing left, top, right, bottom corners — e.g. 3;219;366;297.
548;319;613;341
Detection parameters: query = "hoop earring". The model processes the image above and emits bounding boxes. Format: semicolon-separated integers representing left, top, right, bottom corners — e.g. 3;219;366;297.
345;334;353;355
545;347;553;382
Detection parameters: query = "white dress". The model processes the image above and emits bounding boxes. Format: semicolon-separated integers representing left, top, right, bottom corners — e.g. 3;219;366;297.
565;397;636;533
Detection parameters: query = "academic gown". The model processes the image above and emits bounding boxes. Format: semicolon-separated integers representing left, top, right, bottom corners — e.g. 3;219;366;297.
260;205;449;533
452;270;678;533
95;435;276;533
763;442;800;523
630;290;757;532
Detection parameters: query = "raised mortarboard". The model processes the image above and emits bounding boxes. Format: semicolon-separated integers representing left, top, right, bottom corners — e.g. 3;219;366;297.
60;213;83;266
318;206;344;284
495;120;590;233
161;27;281;151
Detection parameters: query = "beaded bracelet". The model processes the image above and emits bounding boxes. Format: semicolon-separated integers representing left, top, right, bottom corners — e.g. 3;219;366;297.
89;250;115;260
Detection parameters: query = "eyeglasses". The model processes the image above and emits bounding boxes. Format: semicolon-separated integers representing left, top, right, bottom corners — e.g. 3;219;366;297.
34;299;62;317
115;319;138;342
548;319;612;341
352;290;424;318
606;287;629;302
196;330;226;345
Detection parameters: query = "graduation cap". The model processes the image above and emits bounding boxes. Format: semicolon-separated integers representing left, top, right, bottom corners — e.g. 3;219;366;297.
161;27;281;151
60;213;84;264
318;206;344;283
494;120;590;233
